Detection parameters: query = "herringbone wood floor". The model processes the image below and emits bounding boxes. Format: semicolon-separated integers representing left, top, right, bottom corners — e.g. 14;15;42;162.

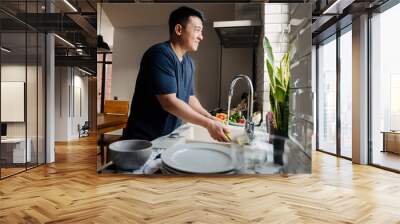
1;136;400;224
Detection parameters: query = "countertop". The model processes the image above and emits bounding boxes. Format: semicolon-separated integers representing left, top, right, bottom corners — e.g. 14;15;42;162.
102;123;311;175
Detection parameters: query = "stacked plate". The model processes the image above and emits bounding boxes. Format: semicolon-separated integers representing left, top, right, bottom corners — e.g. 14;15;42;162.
160;143;235;175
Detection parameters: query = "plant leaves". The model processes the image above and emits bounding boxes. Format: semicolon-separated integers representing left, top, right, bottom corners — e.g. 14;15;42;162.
266;60;275;91
264;36;274;65
265;37;292;134
275;84;286;103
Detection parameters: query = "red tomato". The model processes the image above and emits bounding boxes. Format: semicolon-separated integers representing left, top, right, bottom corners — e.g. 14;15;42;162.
217;115;225;120
238;118;245;124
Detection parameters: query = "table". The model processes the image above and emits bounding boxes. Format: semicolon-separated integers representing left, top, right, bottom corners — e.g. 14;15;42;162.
97;113;128;164
97;113;128;135
382;131;400;154
1;138;32;166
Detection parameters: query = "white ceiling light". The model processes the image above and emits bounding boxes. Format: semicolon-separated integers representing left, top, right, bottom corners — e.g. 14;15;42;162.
323;0;355;15
78;67;93;76
1;47;11;53
63;0;78;12
54;34;75;48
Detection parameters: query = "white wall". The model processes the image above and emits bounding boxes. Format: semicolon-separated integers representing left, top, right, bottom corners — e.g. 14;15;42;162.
72;74;89;138
264;3;290;118
1;65;36;137
288;4;313;159
55;67;69;141
98;6;114;49
111;19;252;111
1;63;46;164
54;67;89;141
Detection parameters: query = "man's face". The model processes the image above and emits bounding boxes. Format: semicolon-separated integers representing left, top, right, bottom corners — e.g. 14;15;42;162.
178;16;203;51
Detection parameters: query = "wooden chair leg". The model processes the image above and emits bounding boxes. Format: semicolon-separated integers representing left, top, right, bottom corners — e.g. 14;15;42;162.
100;134;105;164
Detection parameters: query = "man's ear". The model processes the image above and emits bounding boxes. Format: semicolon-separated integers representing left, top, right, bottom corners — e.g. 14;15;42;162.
174;24;183;36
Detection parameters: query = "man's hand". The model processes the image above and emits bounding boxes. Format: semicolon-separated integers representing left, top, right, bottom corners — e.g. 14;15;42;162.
157;94;230;142
209;115;221;121
206;120;230;142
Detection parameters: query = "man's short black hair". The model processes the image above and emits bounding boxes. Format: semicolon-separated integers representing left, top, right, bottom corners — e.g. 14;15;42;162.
169;6;204;35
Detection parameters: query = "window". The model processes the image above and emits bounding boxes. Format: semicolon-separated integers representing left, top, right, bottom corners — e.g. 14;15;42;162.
317;35;337;155
339;27;352;158
370;2;400;171
97;52;113;113
0;1;46;179
316;24;353;159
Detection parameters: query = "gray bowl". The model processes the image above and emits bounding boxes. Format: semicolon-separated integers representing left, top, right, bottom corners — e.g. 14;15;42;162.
108;140;152;170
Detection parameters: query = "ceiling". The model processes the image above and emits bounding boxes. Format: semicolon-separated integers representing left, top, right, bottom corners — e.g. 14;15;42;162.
0;0;98;73
102;3;236;28
311;0;392;42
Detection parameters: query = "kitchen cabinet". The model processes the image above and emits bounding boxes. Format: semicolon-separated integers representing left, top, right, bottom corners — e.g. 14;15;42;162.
382;131;400;154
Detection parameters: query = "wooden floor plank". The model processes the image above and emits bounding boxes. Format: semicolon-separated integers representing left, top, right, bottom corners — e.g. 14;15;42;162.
0;136;399;223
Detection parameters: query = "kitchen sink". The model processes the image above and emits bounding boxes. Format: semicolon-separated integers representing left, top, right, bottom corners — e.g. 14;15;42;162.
183;124;245;145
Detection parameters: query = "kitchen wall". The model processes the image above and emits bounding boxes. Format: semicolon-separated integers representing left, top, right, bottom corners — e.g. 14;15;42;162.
55;67;89;141
263;4;290;118
263;3;312;160
288;4;313;158
107;4;254;111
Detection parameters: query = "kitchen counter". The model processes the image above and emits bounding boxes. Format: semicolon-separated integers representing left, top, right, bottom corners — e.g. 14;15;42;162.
101;123;311;174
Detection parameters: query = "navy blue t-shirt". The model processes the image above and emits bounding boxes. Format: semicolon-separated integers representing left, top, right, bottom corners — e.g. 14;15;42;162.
123;41;195;141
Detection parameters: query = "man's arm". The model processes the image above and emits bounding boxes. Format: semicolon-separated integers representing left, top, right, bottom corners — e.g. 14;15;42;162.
157;94;229;142
188;95;216;120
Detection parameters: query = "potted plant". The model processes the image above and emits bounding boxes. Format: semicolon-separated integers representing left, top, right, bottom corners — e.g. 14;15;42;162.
264;36;291;165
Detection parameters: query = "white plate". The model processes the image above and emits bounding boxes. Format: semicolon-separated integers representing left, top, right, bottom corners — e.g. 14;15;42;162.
161;143;234;174
161;162;235;175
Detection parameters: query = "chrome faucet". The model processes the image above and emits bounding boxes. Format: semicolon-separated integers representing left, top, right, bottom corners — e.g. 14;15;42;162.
227;74;255;143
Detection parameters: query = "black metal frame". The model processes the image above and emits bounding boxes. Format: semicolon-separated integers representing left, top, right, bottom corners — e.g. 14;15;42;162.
97;51;112;113
315;44;319;152
0;0;47;179
367;11;373;166
336;26;341;158
101;53;106;112
315;23;353;162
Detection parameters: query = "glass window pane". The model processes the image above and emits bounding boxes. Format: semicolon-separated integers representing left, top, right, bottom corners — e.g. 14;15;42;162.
27;31;38;169
318;36;337;154
1;30;27;177
371;3;400;171
97;53;113;112
340;28;352;158
105;64;112;100
97;54;103;62
38;33;46;165
106;53;112;61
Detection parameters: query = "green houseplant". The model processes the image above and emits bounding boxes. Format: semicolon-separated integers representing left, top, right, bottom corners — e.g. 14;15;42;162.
264;36;291;164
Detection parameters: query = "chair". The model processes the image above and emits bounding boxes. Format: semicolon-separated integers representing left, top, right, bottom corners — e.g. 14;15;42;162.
104;100;129;116
78;121;90;138
98;100;130;164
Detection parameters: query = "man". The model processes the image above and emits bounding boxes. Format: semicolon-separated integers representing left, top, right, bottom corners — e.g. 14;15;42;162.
123;6;229;142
